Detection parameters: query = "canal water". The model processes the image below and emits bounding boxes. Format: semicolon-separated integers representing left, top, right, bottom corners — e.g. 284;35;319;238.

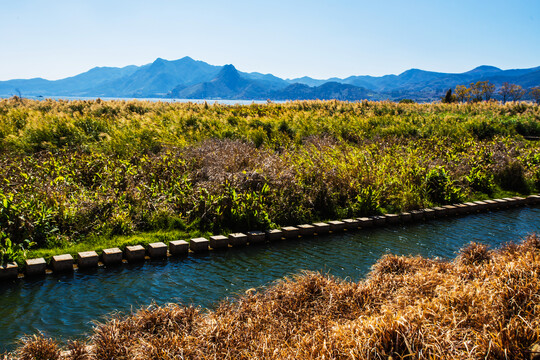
0;206;539;351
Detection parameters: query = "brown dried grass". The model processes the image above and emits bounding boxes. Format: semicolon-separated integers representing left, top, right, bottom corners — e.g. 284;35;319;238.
11;234;540;359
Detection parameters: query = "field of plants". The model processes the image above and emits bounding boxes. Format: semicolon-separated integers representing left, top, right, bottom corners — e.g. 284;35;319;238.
1;98;539;261
10;234;540;359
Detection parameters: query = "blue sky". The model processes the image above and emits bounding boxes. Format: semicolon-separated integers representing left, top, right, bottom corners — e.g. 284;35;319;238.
1;0;539;80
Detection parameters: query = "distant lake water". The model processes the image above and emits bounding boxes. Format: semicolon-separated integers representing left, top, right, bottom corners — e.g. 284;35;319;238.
1;95;274;105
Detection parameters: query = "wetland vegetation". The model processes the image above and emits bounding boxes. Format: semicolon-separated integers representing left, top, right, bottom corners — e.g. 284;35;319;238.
0;98;539;262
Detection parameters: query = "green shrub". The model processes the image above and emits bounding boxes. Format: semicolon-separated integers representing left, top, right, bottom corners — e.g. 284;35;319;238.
466;167;495;195
398;99;415;104
424;167;462;204
351;186;380;216
467;120;499;140
515;120;540;137
0;234;32;266
495;161;530;194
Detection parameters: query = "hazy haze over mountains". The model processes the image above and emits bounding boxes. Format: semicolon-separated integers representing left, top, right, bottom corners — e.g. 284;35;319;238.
0;57;538;102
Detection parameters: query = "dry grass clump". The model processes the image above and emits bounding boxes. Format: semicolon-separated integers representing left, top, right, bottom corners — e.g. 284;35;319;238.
64;341;88;360
457;241;491;265
14;334;60;360
10;234;540;359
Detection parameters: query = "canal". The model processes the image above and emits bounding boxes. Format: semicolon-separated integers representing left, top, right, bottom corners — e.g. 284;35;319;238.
0;206;539;351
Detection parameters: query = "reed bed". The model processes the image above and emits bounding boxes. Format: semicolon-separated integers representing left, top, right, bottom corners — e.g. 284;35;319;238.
9;234;540;359
1;99;539;260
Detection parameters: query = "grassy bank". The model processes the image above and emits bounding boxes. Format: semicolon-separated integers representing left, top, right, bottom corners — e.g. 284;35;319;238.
9;234;540;359
1;98;539;261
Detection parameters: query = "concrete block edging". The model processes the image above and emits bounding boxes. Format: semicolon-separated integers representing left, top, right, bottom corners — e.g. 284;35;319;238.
5;194;538;280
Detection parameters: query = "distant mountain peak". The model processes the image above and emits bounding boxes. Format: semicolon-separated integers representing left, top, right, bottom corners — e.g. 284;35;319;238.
214;64;242;83
221;64;238;72
467;65;502;73
149;57;168;70
399;68;422;75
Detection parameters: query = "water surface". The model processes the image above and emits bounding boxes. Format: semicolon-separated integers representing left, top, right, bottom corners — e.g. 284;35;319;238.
1;95;272;105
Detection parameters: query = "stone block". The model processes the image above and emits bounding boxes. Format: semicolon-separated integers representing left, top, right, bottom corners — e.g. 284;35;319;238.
101;248;123;265
297;224;316;237
247;231;266;244
371;215;387;226
125;245;146;262
51;254;74;272
312;222;330;234
503;197;519;207
265;229;283;241
512;197;527;206
431;207;447;217
77;251;99;268
0;262;18;280
328;220;346;232
228;233;248;246
409;210;424;221
452;203;468;215
473;201;489;211
526;195;540;205
442;205;458;216
385;214;399;225
190;238;209;252
281;226;300;238
493;198;510;209
169;240;189;256
483;199;498;209
423;208;436;219
399;212;412;222
463;202;479;213
147;242;168;258
357;217;374;228
342;219;360;230
25;258;47;277
209;235;229;249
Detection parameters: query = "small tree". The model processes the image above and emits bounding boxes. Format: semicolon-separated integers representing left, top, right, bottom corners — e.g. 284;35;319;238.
469;82;483;102
442;89;455;103
455;85;469;103
509;84;526;102
530;87;540;104
499;82;512;103
480;81;495;101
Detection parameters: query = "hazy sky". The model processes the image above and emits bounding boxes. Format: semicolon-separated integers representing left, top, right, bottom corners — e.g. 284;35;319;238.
1;0;539;80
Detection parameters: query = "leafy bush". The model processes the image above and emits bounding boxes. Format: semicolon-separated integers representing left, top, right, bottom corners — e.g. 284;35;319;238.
515;119;540;137
424;166;462;204
465;166;495;195
0;234;32;266
467;120;499;140
351;186;381;216
398;98;415;104
495;161;530;194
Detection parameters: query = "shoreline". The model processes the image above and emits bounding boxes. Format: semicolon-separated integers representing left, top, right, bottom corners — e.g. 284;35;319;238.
2;194;539;281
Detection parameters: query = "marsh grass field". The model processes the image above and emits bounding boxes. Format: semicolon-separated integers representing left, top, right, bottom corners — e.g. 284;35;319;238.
0;98;539;262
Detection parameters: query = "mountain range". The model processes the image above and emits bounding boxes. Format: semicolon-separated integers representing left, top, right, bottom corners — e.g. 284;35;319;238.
1;57;539;101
